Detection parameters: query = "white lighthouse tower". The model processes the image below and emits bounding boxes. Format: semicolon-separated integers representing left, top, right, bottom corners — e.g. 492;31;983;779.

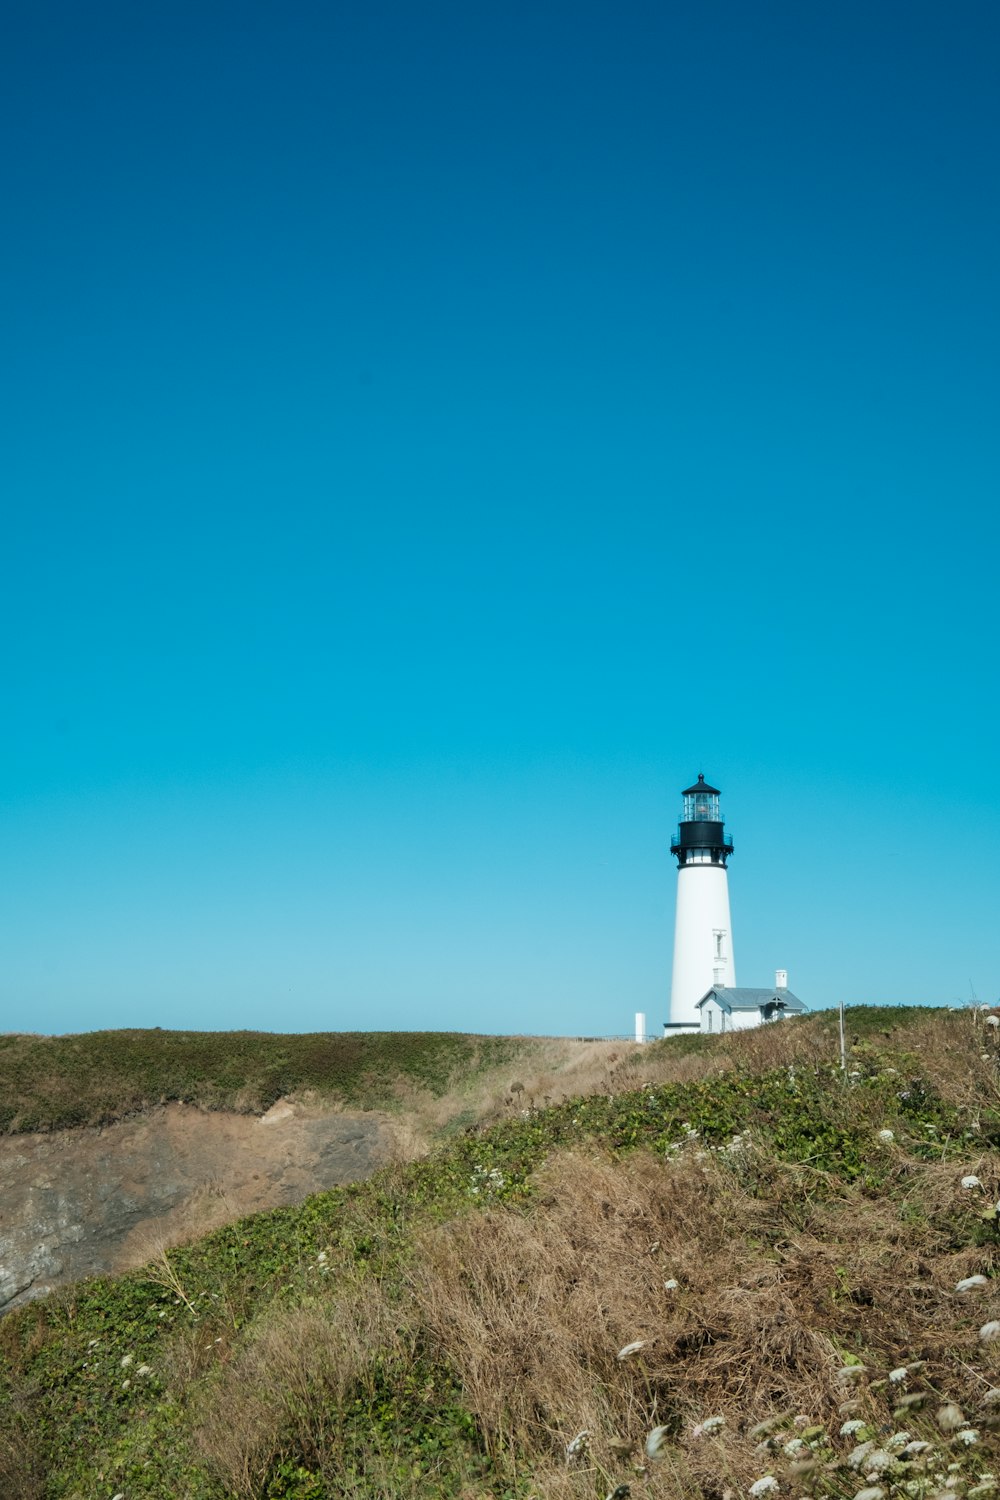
669;774;736;1027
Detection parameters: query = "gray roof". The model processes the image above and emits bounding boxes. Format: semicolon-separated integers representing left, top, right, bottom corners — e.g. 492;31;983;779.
696;987;807;1014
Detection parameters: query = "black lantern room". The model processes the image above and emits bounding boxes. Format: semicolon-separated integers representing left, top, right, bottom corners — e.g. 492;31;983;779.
670;773;734;867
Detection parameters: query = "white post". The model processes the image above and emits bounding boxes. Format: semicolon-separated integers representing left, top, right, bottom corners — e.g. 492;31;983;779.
839;997;847;1073
635;1012;647;1044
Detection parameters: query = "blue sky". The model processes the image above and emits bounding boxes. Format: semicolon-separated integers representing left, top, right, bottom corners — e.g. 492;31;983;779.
2;1;998;1036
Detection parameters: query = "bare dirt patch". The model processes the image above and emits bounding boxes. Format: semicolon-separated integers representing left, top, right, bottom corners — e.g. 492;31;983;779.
0;1099;396;1310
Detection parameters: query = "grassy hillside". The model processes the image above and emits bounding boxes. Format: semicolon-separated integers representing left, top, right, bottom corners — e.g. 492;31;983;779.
0;1028;537;1133
4;1006;1000;1500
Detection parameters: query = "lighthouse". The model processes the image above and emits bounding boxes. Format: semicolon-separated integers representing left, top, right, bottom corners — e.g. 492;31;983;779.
669;774;736;1027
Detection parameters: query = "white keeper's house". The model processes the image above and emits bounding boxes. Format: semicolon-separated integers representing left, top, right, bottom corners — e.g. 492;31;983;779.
696;972;808;1034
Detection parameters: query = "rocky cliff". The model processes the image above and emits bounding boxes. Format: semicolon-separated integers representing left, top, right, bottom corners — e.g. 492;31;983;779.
0;1099;394;1311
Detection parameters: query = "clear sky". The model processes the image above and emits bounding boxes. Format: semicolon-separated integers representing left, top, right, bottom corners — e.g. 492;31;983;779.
2;1;998;1037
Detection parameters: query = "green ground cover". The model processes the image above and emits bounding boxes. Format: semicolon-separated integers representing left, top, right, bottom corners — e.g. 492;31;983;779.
0;1028;527;1132
3;1006;999;1500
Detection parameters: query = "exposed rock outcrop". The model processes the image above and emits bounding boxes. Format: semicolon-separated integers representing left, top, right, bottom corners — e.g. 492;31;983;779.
0;1099;394;1311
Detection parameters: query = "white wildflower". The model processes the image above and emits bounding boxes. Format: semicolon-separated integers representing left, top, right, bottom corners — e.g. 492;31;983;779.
988;1017;1000;1029
848;1441;876;1468
663;1278;680;1291
877;1129;895;1143
904;1441;932;1456
87;1338;100;1348
136;1363;152;1377
646;1426;671;1461
617;1339;647;1360
120;1353;133;1368
969;1483;998;1499
317;1250;328;1264
980;1389;1000;1406
121;1377;130;1389
863;1449;896;1474
958;1429;980;1446
693;1415;726;1437
841;1420;867;1437
980;1322;1000;1343
749;1478;780;1498
889;1367;909;1384
956;1275;989;1292
937;1404;967;1432
962;1176;983;1190
782;1437;807;1457
854;1488;886;1500
886;1432;912;1453
836;1364;869;1383
565;1430;589;1462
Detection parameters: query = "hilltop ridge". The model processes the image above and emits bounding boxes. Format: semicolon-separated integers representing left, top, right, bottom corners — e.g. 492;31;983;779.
4;1006;1000;1500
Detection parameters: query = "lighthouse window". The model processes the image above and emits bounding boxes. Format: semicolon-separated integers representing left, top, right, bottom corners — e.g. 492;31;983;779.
683;792;720;821
714;930;726;958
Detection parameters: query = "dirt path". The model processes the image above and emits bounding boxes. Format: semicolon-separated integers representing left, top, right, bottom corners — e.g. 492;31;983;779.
0;1100;395;1311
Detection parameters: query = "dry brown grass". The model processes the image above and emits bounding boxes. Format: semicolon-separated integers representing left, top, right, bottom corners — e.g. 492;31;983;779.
370;1038;661;1165
0;1409;46;1500
399;1028;800;1142
0;1309;50;1500
195;1277;405;1497
408;1150;831;1477
639;1017;839;1089
406;1139;1000;1496
901;1010;1000;1118
43;1008;1000;1500
627;1008;998;1102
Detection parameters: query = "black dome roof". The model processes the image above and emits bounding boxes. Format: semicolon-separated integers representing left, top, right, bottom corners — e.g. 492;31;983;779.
682;773;721;796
